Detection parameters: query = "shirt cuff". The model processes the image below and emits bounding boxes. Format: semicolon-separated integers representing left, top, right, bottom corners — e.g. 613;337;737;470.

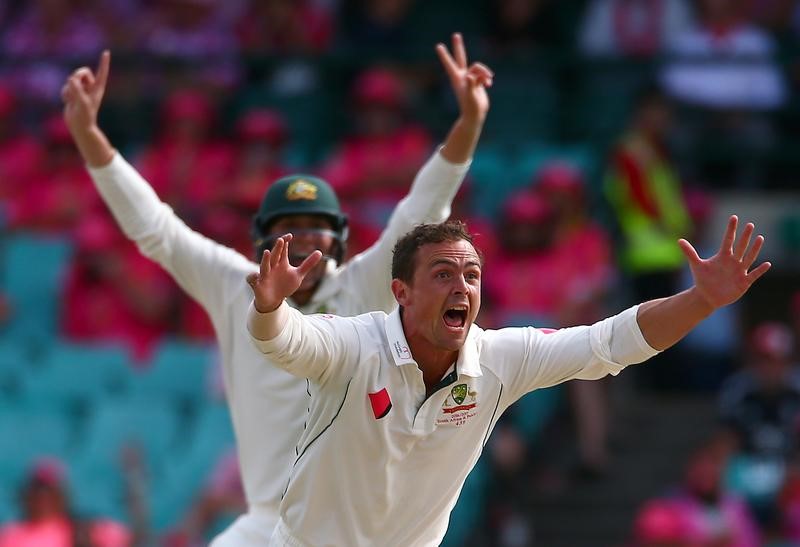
86;151;124;178
247;301;291;352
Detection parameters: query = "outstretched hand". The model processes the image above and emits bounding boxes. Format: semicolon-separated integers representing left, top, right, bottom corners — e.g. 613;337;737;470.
436;33;492;124
680;215;771;311
247;235;323;314
61;50;110;134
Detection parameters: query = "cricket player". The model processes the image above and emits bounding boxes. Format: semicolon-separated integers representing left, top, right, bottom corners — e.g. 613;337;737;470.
61;34;492;545
247;217;770;546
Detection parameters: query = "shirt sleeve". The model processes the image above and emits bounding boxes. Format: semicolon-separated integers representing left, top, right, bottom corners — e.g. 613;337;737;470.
247;302;361;387
336;149;470;313
88;153;254;315
485;305;660;404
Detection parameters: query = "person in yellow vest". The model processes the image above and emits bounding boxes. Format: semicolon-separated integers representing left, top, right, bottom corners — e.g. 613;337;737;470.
605;85;692;303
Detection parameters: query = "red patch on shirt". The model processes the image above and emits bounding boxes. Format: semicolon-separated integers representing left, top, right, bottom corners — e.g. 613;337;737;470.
368;388;392;419
442;403;477;414
538;328;558;334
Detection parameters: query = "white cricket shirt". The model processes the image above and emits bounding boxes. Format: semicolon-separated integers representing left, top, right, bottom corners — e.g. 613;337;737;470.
248;304;659;546
87;149;469;534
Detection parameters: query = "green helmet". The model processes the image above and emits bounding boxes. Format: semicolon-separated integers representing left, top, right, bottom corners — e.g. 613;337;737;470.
251;174;349;263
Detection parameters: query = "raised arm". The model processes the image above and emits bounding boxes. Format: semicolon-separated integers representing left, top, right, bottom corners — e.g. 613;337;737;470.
342;33;492;312
62;51;253;313
62;50;115;168
247;236;358;384
436;33;492;163
637;215;771;350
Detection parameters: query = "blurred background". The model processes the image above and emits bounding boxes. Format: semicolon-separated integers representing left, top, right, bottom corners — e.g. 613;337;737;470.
0;0;799;545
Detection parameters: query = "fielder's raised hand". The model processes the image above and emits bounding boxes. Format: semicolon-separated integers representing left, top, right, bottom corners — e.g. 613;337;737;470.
436;33;492;125
61;50;115;167
247;235;323;313
62;50;110;135
680;215;771;311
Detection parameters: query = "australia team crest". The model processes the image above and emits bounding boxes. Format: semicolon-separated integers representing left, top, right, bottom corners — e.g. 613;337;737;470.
437;383;478;427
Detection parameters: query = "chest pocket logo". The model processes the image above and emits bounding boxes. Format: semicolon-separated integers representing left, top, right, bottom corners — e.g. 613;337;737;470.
437;384;478;426
451;384;467;404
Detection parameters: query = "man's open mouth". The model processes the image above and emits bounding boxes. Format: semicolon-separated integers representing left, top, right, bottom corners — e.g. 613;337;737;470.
443;306;468;329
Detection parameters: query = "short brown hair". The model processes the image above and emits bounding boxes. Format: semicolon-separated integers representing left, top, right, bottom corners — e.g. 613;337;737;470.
391;220;481;283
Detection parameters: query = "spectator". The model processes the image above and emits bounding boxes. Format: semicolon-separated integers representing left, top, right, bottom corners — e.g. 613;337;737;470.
0;458;130;547
3;0;107;103
661;0;786;187
61;214;176;362
662;0;786;109
579;0;694;57
337;0;417;55
535;161;615;328
236;0;333;54
632;499;693;547
718;322;800;527
719;322;800;460
632;441;760;546
8;114;99;233
0;85;43;214
205;108;292;255
140;0;240;90
483;189;559;328
604;85;692;304
135;89;235;226
175;108;293;341
168;448;245;546
484;0;568;54
536;161;617;477
321;67;433;233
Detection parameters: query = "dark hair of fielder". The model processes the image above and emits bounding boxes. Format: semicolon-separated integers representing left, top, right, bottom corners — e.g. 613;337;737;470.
391;220;483;283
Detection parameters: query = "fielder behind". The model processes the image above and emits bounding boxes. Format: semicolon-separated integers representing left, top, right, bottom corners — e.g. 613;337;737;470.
62;34;493;545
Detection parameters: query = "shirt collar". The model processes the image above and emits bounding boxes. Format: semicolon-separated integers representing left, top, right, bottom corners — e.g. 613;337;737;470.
384;308;483;378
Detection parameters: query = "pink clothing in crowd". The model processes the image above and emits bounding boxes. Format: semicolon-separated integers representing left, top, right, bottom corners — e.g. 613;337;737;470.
322;126;432;228
0;517;130;547
61;219;176;362
0;135;43;202
487;224;612;327
639;493;760;547
136;140;235;213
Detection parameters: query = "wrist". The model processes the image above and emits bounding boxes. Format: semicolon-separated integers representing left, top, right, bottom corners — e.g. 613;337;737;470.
74;125;116;168
457;113;486;128
686;287;716;318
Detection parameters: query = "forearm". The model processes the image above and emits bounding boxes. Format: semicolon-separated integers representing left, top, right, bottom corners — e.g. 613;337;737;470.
71;124;116;168
636;287;715;351
247;301;290;342
439;115;485;164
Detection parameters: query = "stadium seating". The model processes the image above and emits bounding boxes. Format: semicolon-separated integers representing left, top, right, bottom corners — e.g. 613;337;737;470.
22;341;132;414
152;401;235;530
0;234;74;346
132;339;216;407
0;409;72;488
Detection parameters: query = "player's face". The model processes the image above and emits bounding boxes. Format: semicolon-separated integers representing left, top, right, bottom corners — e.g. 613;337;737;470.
397;240;481;352
269;215;336;292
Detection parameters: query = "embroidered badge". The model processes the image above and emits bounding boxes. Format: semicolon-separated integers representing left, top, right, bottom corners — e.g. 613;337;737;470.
285;180;318;201
437;384;478;426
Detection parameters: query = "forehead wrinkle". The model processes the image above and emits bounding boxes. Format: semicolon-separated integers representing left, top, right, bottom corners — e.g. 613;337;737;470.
427;253;481;268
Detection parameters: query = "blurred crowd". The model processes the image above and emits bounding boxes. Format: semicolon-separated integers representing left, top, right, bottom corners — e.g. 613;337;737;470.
1;0;800;545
